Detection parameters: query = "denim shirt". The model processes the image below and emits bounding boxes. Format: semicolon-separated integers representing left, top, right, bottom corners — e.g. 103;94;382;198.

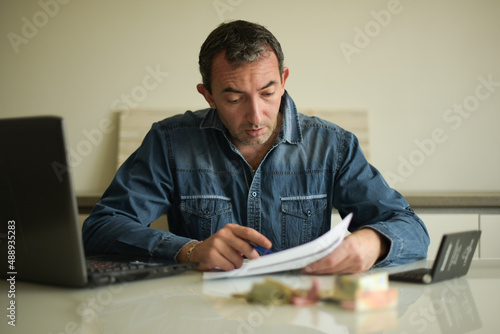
82;92;429;267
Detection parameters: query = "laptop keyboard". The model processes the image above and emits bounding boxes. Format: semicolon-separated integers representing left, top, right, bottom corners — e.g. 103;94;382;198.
86;259;148;273
394;267;431;278
85;257;198;285
389;267;433;283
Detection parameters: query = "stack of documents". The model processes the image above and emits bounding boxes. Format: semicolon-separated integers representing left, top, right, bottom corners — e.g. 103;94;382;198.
203;213;352;280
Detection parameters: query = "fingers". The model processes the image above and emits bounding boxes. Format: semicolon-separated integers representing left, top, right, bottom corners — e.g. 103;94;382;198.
217;224;272;260
303;244;354;275
303;230;382;275
193;238;246;271
191;224;272;271
230;224;273;250
304;254;363;275
216;224;261;259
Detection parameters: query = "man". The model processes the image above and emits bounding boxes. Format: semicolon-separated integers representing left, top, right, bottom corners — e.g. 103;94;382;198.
83;20;429;274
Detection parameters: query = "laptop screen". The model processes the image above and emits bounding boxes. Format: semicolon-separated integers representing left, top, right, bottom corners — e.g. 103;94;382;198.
0;116;88;286
431;230;481;282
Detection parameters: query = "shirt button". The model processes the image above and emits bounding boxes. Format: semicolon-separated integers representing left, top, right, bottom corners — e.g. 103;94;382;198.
251;191;257;197
204;209;210;215
306;210;312;217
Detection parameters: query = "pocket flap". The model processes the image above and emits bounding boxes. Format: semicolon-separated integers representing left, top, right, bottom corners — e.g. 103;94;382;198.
281;195;327;219
180;195;232;219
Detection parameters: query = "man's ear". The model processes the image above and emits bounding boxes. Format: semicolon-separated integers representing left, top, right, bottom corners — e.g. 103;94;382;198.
280;67;290;94
197;84;216;109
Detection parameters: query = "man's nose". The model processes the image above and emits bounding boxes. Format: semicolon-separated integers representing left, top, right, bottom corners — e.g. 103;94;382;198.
247;97;264;126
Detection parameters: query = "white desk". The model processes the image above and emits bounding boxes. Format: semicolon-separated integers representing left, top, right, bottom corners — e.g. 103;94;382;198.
1;260;499;334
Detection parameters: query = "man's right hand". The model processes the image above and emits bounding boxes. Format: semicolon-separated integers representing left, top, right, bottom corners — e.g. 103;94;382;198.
176;224;272;271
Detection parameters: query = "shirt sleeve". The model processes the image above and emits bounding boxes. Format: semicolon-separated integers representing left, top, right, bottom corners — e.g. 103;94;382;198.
332;130;430;267
82;123;195;261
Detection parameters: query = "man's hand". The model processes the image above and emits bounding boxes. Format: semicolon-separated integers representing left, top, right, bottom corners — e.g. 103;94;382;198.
303;228;388;275
176;224;272;271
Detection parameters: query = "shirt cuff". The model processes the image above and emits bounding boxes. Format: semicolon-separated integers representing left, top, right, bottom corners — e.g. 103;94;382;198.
152;235;198;262
360;223;402;268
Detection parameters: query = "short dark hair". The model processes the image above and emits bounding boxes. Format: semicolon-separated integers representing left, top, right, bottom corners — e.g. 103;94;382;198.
198;20;285;93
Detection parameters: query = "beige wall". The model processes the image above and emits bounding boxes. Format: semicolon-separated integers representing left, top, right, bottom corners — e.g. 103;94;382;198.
1;0;499;194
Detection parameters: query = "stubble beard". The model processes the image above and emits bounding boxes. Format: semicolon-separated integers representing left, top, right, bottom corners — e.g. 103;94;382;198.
232;117;279;147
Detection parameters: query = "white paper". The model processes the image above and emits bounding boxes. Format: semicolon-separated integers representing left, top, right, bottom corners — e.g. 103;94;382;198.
203;213;352;280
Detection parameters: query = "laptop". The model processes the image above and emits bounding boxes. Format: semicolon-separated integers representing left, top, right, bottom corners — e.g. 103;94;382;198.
0;116;197;287
389;230;481;284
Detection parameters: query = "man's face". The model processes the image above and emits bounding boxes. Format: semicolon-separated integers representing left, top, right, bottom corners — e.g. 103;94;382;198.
197;51;289;148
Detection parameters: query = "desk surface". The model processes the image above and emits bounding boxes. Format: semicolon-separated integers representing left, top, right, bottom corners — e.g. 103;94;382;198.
2;260;499;334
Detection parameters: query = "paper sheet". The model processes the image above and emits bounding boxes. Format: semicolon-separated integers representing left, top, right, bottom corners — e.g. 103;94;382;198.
203;213;352;280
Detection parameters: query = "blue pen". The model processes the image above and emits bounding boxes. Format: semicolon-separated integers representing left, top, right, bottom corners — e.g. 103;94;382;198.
249;242;273;256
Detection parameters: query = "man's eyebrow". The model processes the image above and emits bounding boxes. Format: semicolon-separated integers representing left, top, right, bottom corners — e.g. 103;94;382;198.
222;81;278;94
222;87;245;94
259;80;278;91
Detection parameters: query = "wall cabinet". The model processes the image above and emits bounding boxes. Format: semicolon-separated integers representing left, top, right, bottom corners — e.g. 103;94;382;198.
415;211;499;260
479;214;500;259
331;210;499;260
416;213;479;260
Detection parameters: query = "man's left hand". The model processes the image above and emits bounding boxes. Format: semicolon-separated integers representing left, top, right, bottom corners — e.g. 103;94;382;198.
303;228;388;275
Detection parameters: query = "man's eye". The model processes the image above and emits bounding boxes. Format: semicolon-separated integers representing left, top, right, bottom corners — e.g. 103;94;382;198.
228;99;240;103
263;91;275;97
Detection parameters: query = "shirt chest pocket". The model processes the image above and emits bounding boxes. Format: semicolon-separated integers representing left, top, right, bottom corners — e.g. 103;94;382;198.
179;196;233;240
280;194;328;249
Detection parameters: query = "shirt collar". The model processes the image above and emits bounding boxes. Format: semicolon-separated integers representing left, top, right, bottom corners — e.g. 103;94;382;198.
199;107;225;131
279;91;302;144
199;90;303;144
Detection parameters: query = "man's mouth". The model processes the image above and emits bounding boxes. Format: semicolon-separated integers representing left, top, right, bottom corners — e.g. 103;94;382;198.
245;127;266;138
